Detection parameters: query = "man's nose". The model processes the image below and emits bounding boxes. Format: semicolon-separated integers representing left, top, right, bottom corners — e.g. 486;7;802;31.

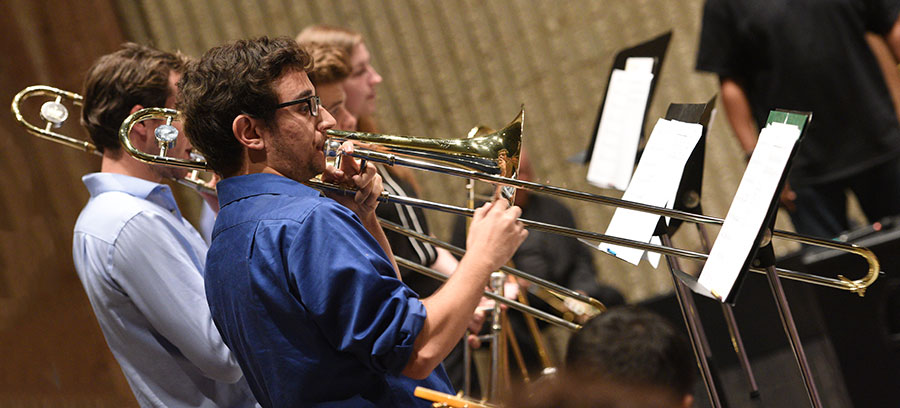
318;107;336;130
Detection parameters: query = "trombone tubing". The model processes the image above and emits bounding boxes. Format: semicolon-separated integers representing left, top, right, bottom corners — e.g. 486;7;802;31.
393;256;582;332
115;107;878;295
317;147;880;296
12;85;96;154
378;218;606;313
118;107;214;194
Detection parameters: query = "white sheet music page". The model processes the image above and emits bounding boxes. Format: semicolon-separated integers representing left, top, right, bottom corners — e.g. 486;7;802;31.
586;59;654;190
595;118;702;266
698;122;801;300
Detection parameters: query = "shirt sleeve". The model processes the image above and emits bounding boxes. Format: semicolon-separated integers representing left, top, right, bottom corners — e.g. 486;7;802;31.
110;211;243;383
288;202;427;374
695;0;746;79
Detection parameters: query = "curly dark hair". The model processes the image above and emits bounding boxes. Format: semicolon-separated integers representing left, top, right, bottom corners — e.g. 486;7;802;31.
178;36;312;177
566;306;696;397
81;43;186;153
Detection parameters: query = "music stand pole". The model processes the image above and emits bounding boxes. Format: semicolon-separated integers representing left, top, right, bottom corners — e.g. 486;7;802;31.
661;234;726;408
757;231;823;407
696;223;760;397
488;271;505;402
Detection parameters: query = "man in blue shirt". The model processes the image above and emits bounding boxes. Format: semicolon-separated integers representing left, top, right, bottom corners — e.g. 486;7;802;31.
73;43;257;407
178;36;528;407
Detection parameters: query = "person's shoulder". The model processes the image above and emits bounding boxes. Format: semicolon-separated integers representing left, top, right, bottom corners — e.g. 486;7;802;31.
74;192;161;242
224;193;357;232
301;198;365;233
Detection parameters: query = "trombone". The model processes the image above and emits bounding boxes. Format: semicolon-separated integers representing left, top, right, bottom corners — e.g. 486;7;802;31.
11;85;214;194
115;106;597;332
325;118;880;296
116;106;880;298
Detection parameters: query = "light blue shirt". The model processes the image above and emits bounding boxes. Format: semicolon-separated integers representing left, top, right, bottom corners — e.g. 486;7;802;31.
73;173;257;408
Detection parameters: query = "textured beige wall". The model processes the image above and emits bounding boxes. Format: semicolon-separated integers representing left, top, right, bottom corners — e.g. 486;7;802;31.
116;0;799;302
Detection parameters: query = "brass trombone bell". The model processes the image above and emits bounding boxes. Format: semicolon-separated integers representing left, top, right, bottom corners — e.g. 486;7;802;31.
11;85;213;194
327;109;522;179
327;109;523;200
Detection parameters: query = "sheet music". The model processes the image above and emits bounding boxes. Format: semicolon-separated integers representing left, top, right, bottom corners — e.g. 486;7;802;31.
624;57;654;73
697;122;801;300
593;118;702;266
586;63;654;190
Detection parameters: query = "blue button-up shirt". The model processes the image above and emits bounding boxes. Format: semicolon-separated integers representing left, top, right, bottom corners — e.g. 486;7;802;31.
73;173;256;408
207;173;453;407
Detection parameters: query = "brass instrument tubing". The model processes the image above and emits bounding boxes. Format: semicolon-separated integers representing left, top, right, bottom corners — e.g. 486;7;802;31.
117;107;880;295
330;147;879;294
394;257;582;331
378;219;605;312
12;86;96;155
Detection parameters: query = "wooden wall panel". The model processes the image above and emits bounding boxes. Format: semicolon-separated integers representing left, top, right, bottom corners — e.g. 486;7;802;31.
1;0;139;405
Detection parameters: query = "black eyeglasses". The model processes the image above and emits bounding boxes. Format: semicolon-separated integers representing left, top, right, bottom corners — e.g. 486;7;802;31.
274;95;321;117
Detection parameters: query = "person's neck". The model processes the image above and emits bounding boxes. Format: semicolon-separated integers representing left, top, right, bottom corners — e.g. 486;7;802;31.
99;149;164;184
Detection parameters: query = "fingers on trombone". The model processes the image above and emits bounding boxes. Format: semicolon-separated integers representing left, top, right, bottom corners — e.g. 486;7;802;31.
337;141;359;175
467;333;482;349
357;171;382;208
473;201;493;220
352;163;380;204
490;184;505;202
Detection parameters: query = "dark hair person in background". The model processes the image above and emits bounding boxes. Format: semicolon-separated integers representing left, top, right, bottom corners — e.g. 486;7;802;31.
564;306;695;408
74;43;256;407
178;36;528;407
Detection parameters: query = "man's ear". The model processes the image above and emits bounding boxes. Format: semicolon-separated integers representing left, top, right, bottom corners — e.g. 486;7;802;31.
233;114;266;151
128;104;148;144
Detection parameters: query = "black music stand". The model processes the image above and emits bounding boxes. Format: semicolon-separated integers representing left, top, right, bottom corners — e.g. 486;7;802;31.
571;31;672;164
686;110;822;407
649;97;745;407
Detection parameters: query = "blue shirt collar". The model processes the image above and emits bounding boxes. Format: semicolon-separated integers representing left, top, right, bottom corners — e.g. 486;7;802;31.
82;172;182;218
217;173;320;209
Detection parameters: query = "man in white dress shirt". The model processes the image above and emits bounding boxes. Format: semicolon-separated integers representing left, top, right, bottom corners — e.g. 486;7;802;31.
72;43;257;407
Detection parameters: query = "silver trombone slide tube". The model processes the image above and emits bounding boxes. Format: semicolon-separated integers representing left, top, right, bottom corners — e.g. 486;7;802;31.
115;107;877;295
323;138;721;225
378;219;606;313
307;179;874;294
320;149;879;295
393;256;582;332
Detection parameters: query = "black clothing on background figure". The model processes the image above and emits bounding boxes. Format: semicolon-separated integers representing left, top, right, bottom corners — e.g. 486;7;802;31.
696;0;900;237
375;164;442;297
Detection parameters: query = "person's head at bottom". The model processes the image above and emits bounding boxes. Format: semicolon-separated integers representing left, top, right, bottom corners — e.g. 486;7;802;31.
513;306;695;408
